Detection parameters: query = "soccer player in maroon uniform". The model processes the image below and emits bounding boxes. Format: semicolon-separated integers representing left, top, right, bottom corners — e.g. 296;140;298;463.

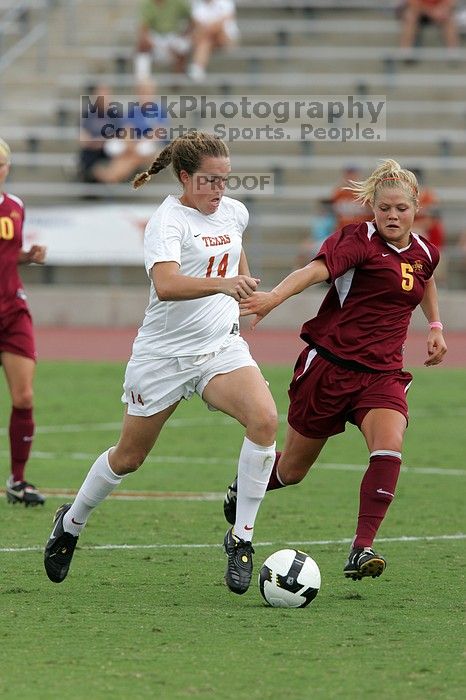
223;159;447;580
0;138;47;506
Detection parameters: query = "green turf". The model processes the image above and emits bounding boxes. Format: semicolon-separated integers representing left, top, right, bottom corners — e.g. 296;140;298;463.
0;362;465;700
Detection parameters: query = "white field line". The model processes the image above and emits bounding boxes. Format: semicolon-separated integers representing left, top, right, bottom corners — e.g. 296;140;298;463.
1;418;237;435
0;449;463;476
1;533;464;554
0;488;225;501
1;407;466;437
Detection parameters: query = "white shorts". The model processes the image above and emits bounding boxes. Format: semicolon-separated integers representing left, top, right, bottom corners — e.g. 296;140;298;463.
122;335;258;417
104;139;158;158
150;32;191;63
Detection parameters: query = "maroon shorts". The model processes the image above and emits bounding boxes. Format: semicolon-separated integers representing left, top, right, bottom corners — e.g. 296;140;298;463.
0;307;36;362
287;346;413;439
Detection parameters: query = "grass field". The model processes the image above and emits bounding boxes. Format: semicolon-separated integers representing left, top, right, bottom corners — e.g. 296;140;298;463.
0;362;465;700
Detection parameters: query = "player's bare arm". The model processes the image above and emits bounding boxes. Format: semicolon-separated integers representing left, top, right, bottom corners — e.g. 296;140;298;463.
420;276;447;366
240;258;330;329
152;261;259;303
18;245;47;265
238;247;253;278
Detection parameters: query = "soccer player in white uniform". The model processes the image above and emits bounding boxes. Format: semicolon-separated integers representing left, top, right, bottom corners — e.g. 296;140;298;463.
44;131;278;595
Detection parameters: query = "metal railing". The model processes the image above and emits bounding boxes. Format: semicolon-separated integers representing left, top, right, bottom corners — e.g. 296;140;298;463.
0;0;63;77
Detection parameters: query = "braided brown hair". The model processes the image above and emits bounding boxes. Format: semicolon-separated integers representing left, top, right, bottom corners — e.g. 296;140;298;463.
132;131;230;189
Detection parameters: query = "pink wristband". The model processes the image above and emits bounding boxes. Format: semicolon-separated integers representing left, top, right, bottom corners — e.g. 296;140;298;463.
429;321;443;330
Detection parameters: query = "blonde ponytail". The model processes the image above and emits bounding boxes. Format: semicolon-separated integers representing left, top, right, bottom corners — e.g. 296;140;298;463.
346;159;419;206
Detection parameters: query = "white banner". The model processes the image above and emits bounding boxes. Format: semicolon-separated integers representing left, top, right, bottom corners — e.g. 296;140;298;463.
23;204;157;265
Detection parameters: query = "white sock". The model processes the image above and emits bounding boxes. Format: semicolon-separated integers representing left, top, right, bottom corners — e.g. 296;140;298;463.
134;52;151;79
234;437;276;541
63;448;123;536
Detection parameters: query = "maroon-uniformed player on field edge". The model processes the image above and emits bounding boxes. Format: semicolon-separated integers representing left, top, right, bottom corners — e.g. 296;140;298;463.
0;137;46;506
223;158;447;581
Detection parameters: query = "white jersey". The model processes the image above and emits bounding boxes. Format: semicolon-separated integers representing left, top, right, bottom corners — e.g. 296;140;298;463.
131;194;249;359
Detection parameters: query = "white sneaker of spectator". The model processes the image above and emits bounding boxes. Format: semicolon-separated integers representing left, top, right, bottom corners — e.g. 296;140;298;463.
187;63;206;83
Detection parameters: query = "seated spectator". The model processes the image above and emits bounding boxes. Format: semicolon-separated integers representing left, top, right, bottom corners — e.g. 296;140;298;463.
409;167;446;282
188;0;239;82
92;79;168;185
294;199;335;269
455;230;466;262
134;0;193;80
78;84;115;183
445;229;466;288
330;165;372;229
409;167;445;249
399;0;459;50
457;4;466;32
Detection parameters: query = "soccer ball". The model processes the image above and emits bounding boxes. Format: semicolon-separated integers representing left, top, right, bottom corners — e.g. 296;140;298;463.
258;548;321;608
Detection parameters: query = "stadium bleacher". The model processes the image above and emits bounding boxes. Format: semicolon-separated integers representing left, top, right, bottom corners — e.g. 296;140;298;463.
1;0;465;287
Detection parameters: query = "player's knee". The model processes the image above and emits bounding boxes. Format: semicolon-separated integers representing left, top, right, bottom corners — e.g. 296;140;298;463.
115;448;148;474
13;390;34;409
247;406;278;445
263;407;279;440
279;465;307;486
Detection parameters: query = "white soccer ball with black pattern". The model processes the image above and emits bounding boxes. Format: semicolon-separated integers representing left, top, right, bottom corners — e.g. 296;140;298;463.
258;549;321;608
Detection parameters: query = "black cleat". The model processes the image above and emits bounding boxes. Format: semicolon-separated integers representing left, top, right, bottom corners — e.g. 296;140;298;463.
44;503;78;583
343;547;386;581
224;526;254;595
6;477;46;506
223;476;237;525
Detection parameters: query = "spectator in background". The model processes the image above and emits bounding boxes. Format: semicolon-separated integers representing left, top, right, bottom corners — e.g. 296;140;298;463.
409;167;446;284
92;79;168;185
78;84;114;183
331;165;372;229
295;199;335;269
454;230;466;275
399;0;459;49
0;138;46;507
134;0;193;80
409;167;445;251
188;0;240;82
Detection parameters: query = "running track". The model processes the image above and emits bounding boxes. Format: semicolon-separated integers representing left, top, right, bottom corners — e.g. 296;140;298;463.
36;327;466;367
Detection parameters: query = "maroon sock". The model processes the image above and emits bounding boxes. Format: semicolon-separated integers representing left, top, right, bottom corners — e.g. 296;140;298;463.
266;451;285;491
354;453;401;549
9;407;35;483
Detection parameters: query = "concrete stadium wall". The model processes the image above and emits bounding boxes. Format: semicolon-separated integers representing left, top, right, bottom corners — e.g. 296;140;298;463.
26;285;466;331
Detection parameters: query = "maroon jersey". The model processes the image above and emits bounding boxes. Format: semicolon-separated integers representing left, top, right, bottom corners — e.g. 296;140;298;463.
0;192;28;316
302;222;439;370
